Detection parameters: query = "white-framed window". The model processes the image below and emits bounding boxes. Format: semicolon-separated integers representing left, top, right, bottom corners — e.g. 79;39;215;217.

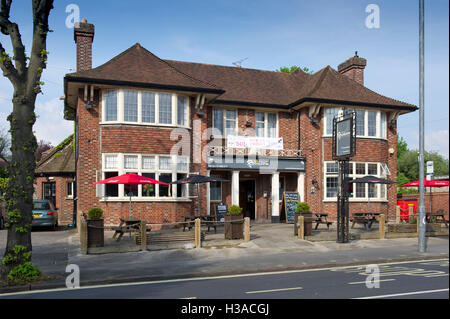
212;108;238;137
102;89;190;127
324;161;388;201
104;90;117;122
101;153;189;199
255;111;278;138
66;182;74;198
323;107;387;139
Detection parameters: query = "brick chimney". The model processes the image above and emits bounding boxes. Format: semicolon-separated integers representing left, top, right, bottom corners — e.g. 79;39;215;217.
338;52;367;85
74;19;95;72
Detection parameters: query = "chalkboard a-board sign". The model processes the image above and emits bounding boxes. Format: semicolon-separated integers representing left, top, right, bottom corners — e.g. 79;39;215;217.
281;192;300;223
215;204;228;222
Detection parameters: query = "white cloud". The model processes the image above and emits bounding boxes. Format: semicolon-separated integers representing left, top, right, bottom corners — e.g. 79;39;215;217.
34;97;73;146
425;130;449;159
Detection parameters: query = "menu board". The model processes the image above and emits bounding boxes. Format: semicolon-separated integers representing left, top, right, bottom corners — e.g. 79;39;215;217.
281;192;300;223
215;204;228;222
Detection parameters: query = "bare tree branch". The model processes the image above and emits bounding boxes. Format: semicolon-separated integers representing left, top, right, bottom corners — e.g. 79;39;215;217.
0;0;26;82
0;41;19;85
27;0;53;96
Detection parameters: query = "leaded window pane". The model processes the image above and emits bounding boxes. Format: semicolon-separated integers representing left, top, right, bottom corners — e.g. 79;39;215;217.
142;92;155;123
104;90;117;121
159;93;172;124
142;156;155;170
124;155;138;169
368;111;377;136
177;96;188;126
123;90;138;122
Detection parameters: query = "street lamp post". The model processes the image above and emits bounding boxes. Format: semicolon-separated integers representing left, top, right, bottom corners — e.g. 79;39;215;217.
418;0;426;252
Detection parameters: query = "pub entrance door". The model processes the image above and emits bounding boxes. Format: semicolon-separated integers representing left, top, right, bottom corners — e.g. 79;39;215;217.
239;180;255;220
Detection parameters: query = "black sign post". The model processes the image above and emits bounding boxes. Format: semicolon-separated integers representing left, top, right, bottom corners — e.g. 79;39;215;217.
332;111;356;243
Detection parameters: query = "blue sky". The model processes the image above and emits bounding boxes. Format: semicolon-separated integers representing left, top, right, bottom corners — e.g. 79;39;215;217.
0;0;448;157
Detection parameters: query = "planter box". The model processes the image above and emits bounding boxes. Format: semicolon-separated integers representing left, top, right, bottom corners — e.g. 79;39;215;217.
224;214;244;240
388;224;417;233
87;219;104;247
294;212;313;236
388;223;442;233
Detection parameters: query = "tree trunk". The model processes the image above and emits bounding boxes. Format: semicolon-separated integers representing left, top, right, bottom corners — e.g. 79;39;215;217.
0;98;37;281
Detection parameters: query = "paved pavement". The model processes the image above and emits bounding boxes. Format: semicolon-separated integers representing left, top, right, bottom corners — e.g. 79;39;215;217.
0;224;448;293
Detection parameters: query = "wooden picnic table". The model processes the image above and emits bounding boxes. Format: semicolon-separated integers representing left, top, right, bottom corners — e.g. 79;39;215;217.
426;212;448;228
183;215;219;233
112;217;144;241
314;213;333;230
351;212;381;229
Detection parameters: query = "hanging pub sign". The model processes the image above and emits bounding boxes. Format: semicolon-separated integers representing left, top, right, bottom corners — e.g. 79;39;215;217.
332;112;356;160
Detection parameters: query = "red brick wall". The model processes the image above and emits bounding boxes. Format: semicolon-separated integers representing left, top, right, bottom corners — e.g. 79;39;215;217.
397;192;449;219
77;91;203;225
300;107;398;221
76;88;400;224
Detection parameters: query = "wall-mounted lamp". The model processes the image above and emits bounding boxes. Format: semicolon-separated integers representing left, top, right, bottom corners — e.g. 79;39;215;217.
84;101;92;110
246;121;252;127
389;148;395;157
196;110;205;117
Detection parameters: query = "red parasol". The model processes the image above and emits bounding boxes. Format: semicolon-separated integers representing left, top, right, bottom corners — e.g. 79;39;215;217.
93;173;169;216
93;173;169;186
401;179;449;187
400;179;449;212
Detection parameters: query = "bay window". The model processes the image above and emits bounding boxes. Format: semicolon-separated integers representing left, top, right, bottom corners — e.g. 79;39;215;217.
102;89;189;127
324;107;387;139
101;153;189;200
324;162;388;201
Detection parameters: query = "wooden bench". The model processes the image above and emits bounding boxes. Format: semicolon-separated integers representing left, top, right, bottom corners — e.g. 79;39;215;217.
351;213;380;229
314;213;333;230
136;230;205;245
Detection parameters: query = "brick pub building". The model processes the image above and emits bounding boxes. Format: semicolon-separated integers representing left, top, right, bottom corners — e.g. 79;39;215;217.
64;20;417;226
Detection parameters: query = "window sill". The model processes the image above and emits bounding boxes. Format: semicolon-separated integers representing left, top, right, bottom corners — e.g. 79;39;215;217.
99;197;192;203
323;199;389;203
322;135;387;141
100;122;191;129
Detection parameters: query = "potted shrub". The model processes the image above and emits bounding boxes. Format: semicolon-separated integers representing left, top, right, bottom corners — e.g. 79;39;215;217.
295;202;313;236
224;205;244;240
87;207;104;247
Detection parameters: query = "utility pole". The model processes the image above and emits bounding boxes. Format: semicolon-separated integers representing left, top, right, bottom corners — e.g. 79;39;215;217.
418;0;426;252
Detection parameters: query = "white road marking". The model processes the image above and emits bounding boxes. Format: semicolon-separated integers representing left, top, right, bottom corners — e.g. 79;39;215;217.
348;279;396;285
180;297;197;299
355;288;449;299
246;287;303;294
1;258;447;297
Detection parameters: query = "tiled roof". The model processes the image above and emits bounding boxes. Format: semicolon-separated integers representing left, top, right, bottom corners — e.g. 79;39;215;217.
290;66;416;109
65;43;222;93
35;137;75;175
65;43;417;111
165;60;309;106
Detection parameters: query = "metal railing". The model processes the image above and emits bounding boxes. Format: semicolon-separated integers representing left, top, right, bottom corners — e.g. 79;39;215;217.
207;146;302;157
